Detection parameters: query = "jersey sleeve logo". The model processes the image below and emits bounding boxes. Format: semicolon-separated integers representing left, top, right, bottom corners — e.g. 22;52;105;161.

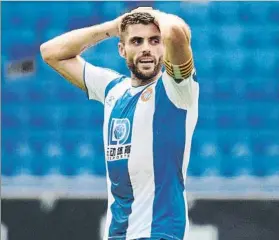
106;96;115;107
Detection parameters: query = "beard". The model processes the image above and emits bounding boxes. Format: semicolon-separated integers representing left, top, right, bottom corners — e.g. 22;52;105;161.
127;56;163;82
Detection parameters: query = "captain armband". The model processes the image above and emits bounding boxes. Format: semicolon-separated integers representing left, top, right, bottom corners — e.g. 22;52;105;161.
164;57;194;81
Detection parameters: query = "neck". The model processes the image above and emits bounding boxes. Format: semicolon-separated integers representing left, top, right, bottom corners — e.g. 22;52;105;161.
131;71;162;87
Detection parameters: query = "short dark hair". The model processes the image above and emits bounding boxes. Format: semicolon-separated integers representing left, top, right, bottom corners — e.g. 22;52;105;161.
120;12;157;34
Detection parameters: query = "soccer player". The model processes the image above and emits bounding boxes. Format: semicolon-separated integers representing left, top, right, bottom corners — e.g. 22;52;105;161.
40;7;199;240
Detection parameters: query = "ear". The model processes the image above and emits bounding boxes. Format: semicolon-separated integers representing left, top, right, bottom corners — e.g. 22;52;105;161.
118;41;126;59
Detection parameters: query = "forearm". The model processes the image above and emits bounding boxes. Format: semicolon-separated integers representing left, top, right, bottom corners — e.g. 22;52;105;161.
158;13;191;45
40;20;118;62
157;12;193;77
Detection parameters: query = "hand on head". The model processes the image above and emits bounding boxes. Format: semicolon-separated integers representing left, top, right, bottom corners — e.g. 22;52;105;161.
115;7;162;36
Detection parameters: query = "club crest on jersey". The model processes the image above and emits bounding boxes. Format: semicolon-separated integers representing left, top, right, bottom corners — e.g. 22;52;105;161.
109;118;130;145
141;87;153;102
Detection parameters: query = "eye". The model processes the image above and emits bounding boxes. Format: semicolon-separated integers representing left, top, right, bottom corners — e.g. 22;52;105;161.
132;38;142;45
151;38;160;45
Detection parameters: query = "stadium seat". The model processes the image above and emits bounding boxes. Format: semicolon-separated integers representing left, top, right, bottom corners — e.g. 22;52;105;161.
101;2;128;21
267;2;279;22
192;28;211;51
189;131;221;177
2;140;21;176
42;29;68;43
252;154;279;177
218;133;253;177
208;2;226;25
198;105;216;129
153;1;183;16
179;2;209;26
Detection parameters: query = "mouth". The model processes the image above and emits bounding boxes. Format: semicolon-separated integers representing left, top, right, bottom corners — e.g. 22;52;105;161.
138;58;155;64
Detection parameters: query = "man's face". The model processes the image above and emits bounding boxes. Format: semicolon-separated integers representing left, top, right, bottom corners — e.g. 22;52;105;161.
119;23;164;81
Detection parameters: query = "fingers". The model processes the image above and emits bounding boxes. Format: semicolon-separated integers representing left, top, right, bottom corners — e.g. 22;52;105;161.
131;7;154;13
129;7;161;20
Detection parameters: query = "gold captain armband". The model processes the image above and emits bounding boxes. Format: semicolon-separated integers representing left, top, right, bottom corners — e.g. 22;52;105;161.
164;57;194;80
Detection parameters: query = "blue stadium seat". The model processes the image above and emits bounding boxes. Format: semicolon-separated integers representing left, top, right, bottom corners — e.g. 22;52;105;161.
25;84;50;103
213;2;240;24
191;28;211;51
218;131;253;177
2;133;37;175
267;2;279;22
252;154;279;177
237;2;260;25
62;107;89;130
27;107;53;130
153;1;183;16
73;141;106;176
179;2;209;26
57;132;102;176
58;87;86;103
193;50;215;79
198;105;216;129
2;85;25;104
2;139;21;176
214;81;235;101
42;29;68;43
68;17;93;31
2;106;22;129
216;108;238;129
101;2;128;21
27;133;60;176
188;131;221;177
4;30;38;60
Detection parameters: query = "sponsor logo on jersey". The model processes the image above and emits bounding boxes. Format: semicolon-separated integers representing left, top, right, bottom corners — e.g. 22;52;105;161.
107;118;131;161
109;118;130;145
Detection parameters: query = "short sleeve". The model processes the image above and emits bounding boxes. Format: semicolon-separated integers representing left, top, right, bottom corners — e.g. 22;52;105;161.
162;68;199;110
83;61;122;104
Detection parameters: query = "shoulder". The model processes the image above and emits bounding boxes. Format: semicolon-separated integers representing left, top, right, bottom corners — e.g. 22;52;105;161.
105;75;130;98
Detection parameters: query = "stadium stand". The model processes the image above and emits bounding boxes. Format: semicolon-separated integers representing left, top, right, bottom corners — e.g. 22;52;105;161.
2;1;279;196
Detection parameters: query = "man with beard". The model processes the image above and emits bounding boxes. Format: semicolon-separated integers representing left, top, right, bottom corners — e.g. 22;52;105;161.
41;7;199;240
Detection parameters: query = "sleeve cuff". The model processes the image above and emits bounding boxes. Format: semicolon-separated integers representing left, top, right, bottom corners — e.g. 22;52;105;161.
83;62;90;99
164;68;196;86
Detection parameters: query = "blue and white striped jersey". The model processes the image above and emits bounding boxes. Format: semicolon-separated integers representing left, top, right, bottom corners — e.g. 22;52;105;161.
83;62;199;240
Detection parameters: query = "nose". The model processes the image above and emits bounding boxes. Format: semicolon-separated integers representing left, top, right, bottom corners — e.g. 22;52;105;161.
142;40;151;54
142;49;151;56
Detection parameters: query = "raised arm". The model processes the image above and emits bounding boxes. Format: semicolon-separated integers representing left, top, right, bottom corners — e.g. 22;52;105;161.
158;12;193;82
40;18;121;91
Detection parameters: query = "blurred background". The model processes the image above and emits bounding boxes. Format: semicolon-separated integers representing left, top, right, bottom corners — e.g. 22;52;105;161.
1;1;279;240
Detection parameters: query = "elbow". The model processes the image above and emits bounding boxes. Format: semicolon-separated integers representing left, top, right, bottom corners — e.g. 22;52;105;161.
40;42;50;62
40;42;56;63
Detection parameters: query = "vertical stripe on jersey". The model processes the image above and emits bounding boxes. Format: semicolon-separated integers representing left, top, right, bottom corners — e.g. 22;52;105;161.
126;83;156;238
182;102;199;240
107;89;142;238
151;79;187;239
103;79;130;240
